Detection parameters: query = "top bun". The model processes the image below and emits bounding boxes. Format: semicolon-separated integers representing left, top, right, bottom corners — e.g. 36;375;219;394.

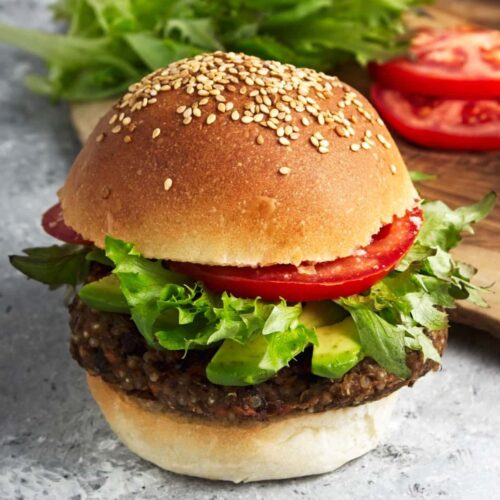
60;52;418;266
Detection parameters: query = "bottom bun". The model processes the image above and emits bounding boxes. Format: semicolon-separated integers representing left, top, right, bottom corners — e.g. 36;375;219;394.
87;374;397;482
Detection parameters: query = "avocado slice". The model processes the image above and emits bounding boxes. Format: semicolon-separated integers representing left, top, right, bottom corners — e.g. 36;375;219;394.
206;335;274;386
79;274;129;314
311;317;364;379
299;301;347;328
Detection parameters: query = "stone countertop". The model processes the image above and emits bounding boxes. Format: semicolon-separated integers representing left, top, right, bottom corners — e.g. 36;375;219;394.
0;2;499;498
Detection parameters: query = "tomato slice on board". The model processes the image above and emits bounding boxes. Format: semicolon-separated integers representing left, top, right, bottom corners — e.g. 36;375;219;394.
42;203;91;245
370;27;500;99
171;208;423;302
370;84;500;151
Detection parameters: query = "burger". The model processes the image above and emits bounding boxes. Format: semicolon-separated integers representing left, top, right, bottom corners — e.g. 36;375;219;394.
10;52;494;482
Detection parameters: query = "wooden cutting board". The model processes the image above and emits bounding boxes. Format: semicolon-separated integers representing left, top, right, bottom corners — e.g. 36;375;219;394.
68;6;500;338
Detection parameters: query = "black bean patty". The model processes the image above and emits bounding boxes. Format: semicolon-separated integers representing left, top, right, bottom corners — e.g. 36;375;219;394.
69;295;447;423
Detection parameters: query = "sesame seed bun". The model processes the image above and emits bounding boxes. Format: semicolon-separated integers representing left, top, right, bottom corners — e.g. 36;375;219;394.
87;374;398;482
60;52;418;266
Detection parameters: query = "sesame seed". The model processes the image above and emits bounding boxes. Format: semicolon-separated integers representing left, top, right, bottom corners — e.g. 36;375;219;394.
390;164;397;174
361;142;370;149
109;114;118;125
152;128;161;139
164;178;173;191
350;143;361;152
279;166;291;175
110;52;353;154
310;136;320;147
318;146;329;154
96;133;105;143
256;135;264;145
124;135;132;143
111;125;122;134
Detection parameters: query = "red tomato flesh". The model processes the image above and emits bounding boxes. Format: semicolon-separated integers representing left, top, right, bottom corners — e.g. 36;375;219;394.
171;208;423;302
371;84;500;151
42;203;91;245
370;27;500;99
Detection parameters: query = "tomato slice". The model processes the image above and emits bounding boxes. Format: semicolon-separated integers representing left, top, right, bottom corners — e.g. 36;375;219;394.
171;208;423;302
42;203;91;245
370;84;500;151
370;27;500;98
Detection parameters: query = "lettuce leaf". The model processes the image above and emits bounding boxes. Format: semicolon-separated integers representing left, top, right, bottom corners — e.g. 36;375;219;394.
0;0;426;101
338;192;495;376
104;236;318;368
9;193;495;383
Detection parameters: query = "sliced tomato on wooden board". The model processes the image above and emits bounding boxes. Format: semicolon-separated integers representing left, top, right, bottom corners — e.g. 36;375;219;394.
42;203;91;245
171;208;423;302
370;27;500;99
370;84;500;151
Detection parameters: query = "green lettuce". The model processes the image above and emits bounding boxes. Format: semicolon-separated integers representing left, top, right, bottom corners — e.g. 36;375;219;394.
9;193;495;384
0;0;426;101
338;192;496;377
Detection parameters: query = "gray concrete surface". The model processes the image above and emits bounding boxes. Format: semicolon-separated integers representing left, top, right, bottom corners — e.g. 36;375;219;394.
0;1;499;498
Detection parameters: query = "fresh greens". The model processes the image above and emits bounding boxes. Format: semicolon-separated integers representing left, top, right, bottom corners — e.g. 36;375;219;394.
409;170;437;182
338;192;496;377
9;244;91;288
0;0;425;101
101;235;317;382
9;193;495;384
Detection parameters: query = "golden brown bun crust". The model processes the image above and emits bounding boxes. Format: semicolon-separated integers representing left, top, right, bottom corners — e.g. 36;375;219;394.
87;374;398;482
60;52;418;266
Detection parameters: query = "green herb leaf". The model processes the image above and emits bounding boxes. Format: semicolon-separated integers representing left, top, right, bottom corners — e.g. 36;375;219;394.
9;244;91;288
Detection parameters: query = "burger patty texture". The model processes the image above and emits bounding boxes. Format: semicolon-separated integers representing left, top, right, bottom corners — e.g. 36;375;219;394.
70;271;447;423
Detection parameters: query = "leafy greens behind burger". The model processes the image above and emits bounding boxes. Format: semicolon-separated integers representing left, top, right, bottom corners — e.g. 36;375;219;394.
0;0;425;101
